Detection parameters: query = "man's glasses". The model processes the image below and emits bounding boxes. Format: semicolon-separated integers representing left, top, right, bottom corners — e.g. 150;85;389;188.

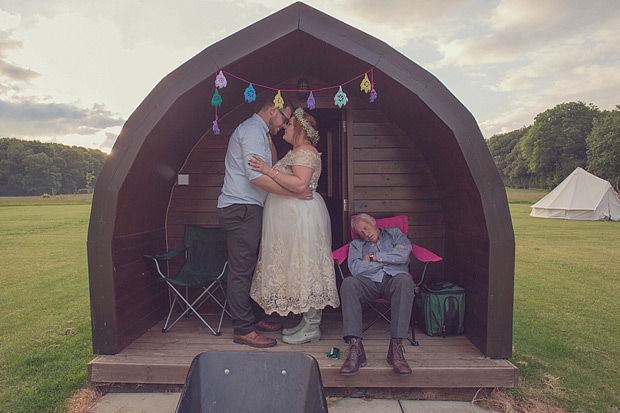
278;108;290;126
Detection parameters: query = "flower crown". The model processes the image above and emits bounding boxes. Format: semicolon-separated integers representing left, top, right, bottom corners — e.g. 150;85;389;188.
294;107;320;145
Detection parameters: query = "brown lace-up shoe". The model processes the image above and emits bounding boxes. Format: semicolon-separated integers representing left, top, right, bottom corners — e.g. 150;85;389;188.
387;338;412;376
339;337;367;376
233;331;277;348
254;320;283;332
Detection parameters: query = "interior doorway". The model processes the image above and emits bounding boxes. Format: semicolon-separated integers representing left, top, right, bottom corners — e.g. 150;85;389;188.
272;108;346;249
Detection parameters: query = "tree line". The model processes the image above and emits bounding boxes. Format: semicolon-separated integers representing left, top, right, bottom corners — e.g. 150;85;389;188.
486;102;620;191
0;138;107;196
2;102;618;196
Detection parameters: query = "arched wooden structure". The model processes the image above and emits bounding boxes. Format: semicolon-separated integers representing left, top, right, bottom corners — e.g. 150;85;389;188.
88;2;514;358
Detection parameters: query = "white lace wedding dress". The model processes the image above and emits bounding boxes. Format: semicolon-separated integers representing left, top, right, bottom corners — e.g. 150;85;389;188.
250;148;340;315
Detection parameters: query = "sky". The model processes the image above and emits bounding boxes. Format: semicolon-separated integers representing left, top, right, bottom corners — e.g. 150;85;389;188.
1;0;619;153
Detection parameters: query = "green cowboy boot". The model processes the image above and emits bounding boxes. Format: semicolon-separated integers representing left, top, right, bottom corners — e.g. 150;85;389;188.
282;308;321;345
282;317;307;336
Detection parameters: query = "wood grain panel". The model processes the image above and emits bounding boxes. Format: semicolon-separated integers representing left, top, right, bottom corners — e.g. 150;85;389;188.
354;187;439;200
354;199;441;213
178;174;224;187
195;135;231;149
353;148;424;161
187;147;227;161
353;109;388;122
353;161;430;174
167;212;220;226
354;174;431;187
181;161;226;174
116;290;169;334
112;228;165;252
352;135;414;148
112;238;166;268
168;199;218;212
353;122;403;136
172;186;221;199
89;315;517;388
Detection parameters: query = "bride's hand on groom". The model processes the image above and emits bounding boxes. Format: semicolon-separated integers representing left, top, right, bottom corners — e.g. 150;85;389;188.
296;187;313;200
249;154;271;175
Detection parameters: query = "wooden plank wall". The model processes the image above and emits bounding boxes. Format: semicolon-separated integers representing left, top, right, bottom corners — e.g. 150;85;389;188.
111;228;168;351
445;230;489;352
165;90;445;281
350;109;444;282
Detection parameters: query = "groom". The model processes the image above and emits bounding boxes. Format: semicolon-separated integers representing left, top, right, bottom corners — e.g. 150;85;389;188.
217;96;311;348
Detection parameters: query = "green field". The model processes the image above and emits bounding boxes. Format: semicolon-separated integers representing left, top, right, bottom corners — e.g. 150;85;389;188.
508;202;619;412
0;192;618;412
0;196;93;412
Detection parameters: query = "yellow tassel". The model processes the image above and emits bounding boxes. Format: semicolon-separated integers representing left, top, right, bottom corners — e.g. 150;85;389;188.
360;73;371;93
273;90;284;109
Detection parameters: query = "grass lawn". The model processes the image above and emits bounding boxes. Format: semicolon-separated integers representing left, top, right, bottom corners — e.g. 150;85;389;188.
0;192;618;412
0;195;93;412
508;201;619;412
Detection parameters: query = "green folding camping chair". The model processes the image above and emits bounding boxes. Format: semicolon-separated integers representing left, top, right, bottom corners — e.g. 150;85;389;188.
144;225;230;335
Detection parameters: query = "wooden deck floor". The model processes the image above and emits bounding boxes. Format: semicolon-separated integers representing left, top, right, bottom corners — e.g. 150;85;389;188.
88;313;517;389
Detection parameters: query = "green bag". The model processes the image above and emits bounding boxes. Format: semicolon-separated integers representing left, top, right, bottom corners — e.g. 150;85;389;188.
416;282;465;337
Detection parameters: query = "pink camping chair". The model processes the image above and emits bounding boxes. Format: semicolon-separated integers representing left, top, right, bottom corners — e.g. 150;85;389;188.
332;215;442;345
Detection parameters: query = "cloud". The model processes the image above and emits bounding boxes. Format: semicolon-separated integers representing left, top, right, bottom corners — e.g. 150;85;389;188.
479;59;620;138
0;39;39;81
0;96;124;138
0;8;20;31
433;0;620;68
332;0;477;47
340;0;474;28
2;0;619;148
100;131;118;151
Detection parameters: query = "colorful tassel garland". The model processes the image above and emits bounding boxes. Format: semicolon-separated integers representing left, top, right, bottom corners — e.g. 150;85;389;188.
211;89;222;107
334;86;348;108
306;91;316;110
215;71;227;89
360;73;371;93
244;84;256;103
273;90;284;109
369;88;377;103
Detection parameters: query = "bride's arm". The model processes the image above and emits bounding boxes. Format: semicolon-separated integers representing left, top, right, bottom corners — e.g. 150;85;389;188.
250;175;310;199
249;154;312;194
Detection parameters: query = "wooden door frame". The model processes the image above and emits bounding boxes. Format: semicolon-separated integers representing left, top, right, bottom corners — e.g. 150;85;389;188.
343;106;354;240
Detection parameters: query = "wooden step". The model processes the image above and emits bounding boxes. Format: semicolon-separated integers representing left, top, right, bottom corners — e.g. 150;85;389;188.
88;314;517;389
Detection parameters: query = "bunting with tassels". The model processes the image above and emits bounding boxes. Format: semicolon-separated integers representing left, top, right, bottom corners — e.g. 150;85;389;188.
210;66;377;135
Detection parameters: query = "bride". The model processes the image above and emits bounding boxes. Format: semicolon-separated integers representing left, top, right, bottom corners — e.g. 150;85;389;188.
248;107;339;345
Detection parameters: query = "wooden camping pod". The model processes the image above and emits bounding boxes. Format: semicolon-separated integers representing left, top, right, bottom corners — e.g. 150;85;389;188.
87;2;514;358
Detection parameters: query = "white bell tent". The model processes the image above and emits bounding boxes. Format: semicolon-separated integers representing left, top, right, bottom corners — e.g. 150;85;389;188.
530;167;620;220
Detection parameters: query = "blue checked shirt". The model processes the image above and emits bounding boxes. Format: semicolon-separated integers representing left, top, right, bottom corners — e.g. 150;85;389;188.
347;228;412;282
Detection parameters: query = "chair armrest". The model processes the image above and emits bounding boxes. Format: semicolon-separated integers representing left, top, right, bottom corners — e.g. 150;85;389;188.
144;246;186;261
332;243;349;265
410;242;442;263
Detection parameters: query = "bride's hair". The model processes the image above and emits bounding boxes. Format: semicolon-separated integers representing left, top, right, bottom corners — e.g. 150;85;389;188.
292;109;319;146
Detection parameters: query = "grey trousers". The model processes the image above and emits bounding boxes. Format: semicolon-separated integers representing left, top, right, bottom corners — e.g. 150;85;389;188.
218;204;266;335
341;273;415;339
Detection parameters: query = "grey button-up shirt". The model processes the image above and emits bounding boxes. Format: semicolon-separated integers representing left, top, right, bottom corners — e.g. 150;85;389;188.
217;114;273;208
348;228;412;282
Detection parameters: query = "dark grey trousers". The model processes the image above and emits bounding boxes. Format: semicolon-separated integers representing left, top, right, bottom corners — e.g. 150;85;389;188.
218;204;266;335
341;273;415;339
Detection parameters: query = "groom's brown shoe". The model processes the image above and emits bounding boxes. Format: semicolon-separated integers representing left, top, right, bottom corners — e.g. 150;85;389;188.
254;320;283;332
233;331;277;348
